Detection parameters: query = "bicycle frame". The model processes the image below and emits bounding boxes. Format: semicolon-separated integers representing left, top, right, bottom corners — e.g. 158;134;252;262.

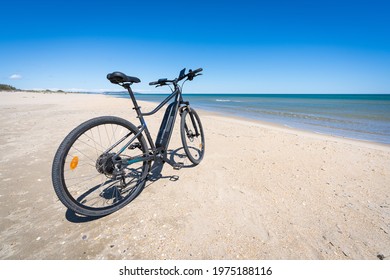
113;83;188;167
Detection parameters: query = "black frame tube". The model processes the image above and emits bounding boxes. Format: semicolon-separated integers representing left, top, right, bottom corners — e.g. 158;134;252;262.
141;90;179;116
123;83;183;160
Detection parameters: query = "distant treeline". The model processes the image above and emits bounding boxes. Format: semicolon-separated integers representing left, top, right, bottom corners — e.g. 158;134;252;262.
0;84;67;93
0;84;17;91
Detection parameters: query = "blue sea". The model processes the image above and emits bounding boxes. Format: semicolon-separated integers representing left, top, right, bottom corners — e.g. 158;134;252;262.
104;93;390;145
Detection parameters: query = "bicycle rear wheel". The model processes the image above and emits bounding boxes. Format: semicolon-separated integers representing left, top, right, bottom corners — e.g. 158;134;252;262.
52;116;149;216
180;108;205;165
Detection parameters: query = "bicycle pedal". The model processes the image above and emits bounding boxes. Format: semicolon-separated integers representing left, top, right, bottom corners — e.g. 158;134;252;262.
173;162;184;170
128;142;141;150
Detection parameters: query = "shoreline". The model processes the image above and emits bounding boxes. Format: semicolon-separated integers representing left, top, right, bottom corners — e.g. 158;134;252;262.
196;107;390;151
103;91;390;147
116;93;390;151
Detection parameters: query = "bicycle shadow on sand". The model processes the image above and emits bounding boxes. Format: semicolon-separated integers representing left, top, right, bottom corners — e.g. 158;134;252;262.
143;146;196;191
65;146;195;223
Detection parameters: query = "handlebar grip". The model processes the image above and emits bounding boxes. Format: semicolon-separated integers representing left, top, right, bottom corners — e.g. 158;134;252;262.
192;68;203;74
149;78;168;86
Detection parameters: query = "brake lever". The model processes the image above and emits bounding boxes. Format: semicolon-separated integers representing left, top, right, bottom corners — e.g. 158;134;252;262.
187;73;202;81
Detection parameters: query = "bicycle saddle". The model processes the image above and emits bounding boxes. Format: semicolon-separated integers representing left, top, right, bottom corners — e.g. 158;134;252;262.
107;72;141;84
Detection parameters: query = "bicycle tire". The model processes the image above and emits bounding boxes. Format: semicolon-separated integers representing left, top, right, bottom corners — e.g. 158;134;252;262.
180;109;205;165
52;116;149;217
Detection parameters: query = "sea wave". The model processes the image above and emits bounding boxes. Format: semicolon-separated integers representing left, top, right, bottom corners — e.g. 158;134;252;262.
215;99;243;103
215;99;231;102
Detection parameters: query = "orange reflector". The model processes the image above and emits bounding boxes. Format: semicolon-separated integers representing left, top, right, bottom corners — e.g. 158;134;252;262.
70;156;79;170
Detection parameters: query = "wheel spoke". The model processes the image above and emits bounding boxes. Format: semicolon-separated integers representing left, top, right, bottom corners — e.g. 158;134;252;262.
53;117;149;215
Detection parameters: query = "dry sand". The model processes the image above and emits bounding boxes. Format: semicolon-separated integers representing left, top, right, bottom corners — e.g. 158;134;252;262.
0;91;389;260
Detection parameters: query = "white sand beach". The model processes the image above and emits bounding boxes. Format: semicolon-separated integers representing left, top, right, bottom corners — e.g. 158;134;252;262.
0;91;389;259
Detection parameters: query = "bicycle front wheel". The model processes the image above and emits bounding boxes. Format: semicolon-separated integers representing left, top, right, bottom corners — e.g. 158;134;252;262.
52;116;149;217
180;108;205;165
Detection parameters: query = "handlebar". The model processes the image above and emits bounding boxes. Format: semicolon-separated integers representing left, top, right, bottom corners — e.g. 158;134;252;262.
149;68;203;86
186;68;203;81
192;68;203;74
179;68;203;81
149;78;170;86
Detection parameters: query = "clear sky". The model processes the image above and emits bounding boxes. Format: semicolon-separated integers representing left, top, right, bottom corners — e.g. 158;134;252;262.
1;0;389;93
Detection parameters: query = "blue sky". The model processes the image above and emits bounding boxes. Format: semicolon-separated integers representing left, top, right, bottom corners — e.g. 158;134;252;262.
1;0;389;93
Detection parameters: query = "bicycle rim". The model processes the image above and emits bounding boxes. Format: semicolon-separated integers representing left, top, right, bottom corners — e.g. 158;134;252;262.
54;117;148;215
180;109;205;164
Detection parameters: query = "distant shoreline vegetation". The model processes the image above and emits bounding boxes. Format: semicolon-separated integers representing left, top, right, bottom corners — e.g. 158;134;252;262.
0;84;69;93
0;84;17;91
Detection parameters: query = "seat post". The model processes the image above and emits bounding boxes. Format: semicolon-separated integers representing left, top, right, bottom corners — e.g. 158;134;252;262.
123;84;144;123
